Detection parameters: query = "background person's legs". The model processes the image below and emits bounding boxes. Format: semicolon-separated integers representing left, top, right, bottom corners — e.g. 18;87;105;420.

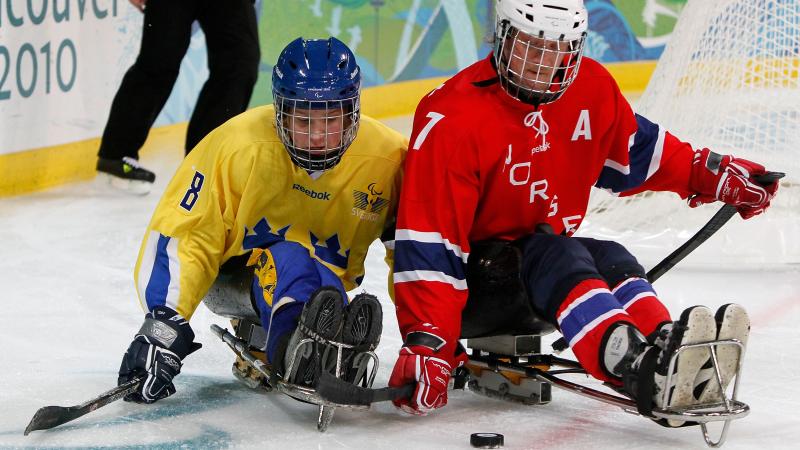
187;0;260;154
98;0;197;161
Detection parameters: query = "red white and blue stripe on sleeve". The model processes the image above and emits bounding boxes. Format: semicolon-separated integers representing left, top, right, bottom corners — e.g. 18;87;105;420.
595;114;666;194
136;231;181;312
393;229;469;290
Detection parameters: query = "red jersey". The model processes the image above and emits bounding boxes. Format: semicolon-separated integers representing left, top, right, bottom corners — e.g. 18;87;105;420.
393;55;696;360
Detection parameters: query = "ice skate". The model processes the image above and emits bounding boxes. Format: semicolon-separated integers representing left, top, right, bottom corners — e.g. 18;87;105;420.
96;156;155;195
608;306;717;427
693;304;750;405
282;287;344;388
277;288;379;432
340;292;382;387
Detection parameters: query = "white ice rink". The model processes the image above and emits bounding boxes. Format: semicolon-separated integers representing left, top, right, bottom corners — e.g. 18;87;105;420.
1;119;798;449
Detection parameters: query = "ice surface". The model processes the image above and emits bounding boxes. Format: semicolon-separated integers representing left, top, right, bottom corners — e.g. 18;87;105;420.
1;118;798;449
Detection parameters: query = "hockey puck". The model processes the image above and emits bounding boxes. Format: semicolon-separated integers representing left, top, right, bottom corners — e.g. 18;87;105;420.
470;432;504;448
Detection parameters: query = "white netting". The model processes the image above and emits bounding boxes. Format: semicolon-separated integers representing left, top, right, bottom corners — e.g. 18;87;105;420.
581;0;800;267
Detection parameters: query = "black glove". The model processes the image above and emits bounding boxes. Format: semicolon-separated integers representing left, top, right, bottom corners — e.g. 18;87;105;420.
118;306;202;404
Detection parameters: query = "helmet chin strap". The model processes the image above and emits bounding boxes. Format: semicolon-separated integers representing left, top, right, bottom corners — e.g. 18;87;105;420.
286;144;345;172
498;63;560;107
274;97;360;172
522;66;566;106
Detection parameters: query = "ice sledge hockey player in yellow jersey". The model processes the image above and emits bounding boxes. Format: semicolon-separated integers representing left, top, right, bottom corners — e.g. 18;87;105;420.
117;37;408;403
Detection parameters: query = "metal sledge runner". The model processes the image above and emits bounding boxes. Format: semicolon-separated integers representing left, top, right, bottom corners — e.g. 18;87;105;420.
463;332;749;448
210;321;379;432
205;275;384;433
316;321;749;448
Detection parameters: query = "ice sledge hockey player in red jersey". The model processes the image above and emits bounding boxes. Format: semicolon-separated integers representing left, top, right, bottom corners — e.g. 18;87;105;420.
388;0;778;425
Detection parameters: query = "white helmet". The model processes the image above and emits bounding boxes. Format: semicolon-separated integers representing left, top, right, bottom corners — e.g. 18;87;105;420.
493;0;588;105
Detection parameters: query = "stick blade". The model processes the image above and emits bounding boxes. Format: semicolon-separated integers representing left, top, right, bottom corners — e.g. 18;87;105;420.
316;373;416;406
24;405;77;435
316;373;373;406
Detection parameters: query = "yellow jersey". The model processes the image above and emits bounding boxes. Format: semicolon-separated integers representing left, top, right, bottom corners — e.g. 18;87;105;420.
134;105;408;319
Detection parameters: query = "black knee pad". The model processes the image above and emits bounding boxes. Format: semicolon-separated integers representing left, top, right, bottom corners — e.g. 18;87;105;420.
466;240;523;293
462;241;552;338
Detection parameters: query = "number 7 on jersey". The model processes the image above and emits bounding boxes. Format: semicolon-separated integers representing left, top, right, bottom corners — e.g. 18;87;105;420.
412;112;445;150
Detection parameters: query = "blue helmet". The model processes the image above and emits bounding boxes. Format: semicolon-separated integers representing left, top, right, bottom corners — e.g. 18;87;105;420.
272;37;361;171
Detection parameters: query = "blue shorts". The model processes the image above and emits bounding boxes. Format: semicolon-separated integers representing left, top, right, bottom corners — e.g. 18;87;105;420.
248;241;346;363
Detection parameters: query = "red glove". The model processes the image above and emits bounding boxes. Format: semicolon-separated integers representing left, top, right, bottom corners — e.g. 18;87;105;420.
689;149;778;219
388;328;468;415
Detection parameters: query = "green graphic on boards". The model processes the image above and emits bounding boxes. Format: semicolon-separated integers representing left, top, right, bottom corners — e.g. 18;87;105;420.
159;0;689;120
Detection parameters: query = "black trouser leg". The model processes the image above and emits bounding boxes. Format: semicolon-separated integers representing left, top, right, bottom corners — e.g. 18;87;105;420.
573;237;647;288
460;236;645;339
186;0;260;154
97;0;196;160
517;233;604;324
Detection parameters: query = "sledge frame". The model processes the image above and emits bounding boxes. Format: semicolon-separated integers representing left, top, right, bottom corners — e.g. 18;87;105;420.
465;334;748;448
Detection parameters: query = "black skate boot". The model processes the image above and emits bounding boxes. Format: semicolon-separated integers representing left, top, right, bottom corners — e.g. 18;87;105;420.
692;304;750;405
603;306;717;427
97;156;156;195
340;292;383;386
281;287;344;388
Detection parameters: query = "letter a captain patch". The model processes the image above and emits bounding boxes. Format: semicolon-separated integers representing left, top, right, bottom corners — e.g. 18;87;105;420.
571;110;592;141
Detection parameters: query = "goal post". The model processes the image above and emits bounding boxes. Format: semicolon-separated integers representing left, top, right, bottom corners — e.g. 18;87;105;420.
581;0;799;267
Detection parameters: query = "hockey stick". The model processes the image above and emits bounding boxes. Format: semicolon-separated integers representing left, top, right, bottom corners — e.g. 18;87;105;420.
646;171;784;283
23;376;144;435
316;372;415;406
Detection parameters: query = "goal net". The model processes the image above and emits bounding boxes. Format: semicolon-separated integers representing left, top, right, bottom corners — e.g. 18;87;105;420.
581;0;800;268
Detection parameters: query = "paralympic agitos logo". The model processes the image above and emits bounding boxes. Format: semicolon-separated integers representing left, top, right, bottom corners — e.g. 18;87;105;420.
352;182;389;222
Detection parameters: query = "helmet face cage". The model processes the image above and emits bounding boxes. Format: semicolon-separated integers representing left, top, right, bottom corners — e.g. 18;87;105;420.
272;37;362;172
274;95;360;172
493;19;586;105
